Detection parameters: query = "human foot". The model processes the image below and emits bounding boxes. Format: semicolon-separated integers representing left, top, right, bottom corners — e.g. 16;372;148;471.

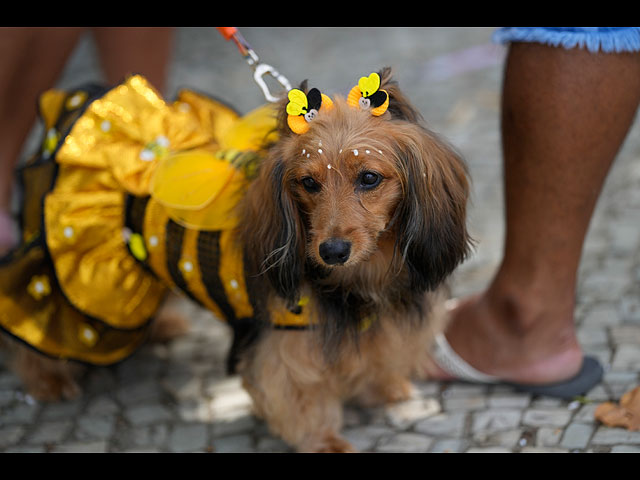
428;292;595;390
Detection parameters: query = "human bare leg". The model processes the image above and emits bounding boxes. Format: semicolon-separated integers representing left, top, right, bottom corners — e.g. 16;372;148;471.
91;27;173;93
435;43;640;385
0;27;84;254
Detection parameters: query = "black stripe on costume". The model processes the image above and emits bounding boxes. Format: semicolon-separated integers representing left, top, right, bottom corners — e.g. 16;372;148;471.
124;195;150;237
165;219;199;305
196;230;237;323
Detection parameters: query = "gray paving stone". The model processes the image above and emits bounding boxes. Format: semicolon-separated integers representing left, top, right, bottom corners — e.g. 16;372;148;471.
442;394;487;411
560;423;594;450
116;380;164;406
609;325;640;345
487;392;531;409
472;409;522;435
75;414;116;440
125;423;169;449
1;402;39;426
610;445;640;453
520;447;570;453
85;396;120;416
50;441;109;453
39;399;82;420
618;295;640;323
466;446;513;453
124;404;174;426
212;434;255;453
577;327;608;347
211;414;257;437
26;420;73;444
168;423;209;452
572;403;600;424
536;427;564;447
591;427;640;445
581;304;620;327
4;445;47;453
475;428;523;448
375;432;434;452
414;411;467;438
342;425;396;452
256;434;291;453
611;344;640;370
0;425;25;448
522;408;572;428
430;438;468;453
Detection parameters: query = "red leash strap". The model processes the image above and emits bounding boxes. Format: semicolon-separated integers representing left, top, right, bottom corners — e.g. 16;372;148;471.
216;27;253;58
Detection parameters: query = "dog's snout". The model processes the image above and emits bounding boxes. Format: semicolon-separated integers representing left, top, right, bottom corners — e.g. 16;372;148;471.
319;238;351;265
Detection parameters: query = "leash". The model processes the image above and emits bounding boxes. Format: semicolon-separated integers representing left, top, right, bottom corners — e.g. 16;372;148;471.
216;27;292;103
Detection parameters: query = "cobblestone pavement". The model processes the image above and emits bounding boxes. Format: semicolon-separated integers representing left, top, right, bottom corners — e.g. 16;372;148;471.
2;27;640;453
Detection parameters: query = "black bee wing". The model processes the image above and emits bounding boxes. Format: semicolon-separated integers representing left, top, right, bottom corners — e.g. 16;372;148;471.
367;90;388;109
306;88;323;111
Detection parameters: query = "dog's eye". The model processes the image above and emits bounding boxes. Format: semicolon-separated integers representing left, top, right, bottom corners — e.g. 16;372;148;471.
358;171;382;190
301;176;321;193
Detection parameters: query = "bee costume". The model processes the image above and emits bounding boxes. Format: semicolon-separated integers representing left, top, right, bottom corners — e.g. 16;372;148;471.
0;75;313;368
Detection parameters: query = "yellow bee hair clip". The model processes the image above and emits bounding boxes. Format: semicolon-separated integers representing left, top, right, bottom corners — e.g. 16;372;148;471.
347;72;389;116
286;87;334;135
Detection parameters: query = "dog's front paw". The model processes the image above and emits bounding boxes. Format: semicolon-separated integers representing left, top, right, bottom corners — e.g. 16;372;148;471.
354;376;414;408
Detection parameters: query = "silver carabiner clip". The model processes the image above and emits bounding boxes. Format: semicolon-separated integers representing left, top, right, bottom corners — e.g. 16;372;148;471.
253;63;292;103
218;28;292;104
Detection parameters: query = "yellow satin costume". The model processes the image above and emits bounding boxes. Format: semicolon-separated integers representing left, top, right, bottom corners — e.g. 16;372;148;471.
0;75;312;366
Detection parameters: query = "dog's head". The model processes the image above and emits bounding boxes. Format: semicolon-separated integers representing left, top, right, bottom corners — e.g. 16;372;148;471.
241;68;471;313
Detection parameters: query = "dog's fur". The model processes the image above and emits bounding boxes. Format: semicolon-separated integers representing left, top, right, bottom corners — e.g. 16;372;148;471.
3;68;471;452
236;68;471;451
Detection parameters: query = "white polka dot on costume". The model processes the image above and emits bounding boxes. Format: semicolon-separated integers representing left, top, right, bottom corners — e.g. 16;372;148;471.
101;121;111;132
365;150;371;154
318;148;323;154
230;279;239;289
353;149;359;156
155;135;170;147
63;226;74;239
140;149;155;161
34;281;45;294
148;236;159;247
78;324;99;347
82;328;95;342
182;261;193;272
68;93;83;108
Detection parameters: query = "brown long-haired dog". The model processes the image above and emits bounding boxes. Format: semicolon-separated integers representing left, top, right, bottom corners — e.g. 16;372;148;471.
235;68;471;452
0;68;469;453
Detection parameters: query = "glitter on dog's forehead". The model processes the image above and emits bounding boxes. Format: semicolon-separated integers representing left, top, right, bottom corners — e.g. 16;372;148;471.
297;138;391;183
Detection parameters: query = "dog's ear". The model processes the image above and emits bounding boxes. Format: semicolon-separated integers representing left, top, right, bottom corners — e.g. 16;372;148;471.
239;153;305;306
393;125;472;292
377;67;423;123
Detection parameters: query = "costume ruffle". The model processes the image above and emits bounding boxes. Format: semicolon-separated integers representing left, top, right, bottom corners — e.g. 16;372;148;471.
0;75;259;364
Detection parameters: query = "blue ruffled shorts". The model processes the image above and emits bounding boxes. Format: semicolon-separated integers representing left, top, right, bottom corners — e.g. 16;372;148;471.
493;27;640;53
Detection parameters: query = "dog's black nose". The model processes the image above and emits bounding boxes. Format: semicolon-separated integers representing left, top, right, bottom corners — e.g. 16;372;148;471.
319;238;351;265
